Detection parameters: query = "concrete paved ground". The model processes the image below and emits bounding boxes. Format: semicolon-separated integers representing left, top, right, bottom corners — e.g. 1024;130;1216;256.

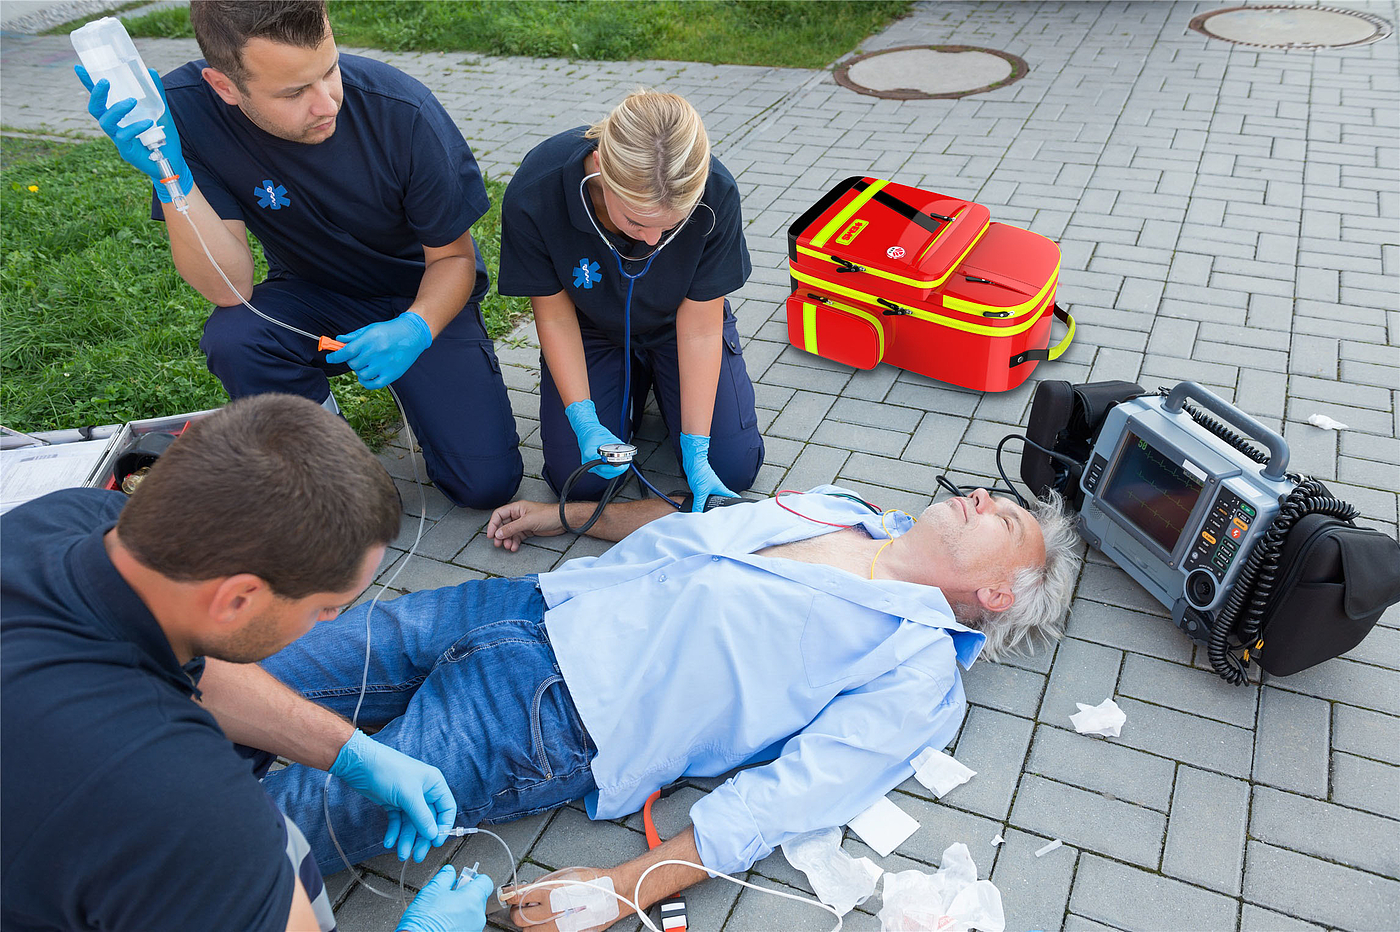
3;1;1398;929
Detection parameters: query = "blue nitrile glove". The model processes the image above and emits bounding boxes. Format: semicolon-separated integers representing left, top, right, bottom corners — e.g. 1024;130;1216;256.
564;399;628;479
74;65;192;202
680;432;738;513
329;729;457;863
397;866;493;932
326;311;433;390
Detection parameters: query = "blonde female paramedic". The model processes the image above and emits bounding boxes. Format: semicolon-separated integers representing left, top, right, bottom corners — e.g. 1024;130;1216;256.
498;90;764;508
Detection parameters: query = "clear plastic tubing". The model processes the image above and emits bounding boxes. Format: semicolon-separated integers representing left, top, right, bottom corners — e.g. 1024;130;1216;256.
70;16;168;149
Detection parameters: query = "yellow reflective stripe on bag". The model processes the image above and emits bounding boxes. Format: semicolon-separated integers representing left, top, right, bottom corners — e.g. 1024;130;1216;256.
809;180;889;247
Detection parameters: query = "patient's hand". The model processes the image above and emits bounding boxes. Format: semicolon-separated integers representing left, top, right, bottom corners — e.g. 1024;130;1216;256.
500;866;625;931
487;500;565;551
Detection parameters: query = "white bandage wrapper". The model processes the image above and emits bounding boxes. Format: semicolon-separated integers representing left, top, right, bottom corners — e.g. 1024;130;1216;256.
846;795;920;857
549;876;619;932
910;746;977;797
1069;697;1127;737
781;826;883;916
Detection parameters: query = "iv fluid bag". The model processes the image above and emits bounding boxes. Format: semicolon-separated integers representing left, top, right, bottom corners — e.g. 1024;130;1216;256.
71;17;166;145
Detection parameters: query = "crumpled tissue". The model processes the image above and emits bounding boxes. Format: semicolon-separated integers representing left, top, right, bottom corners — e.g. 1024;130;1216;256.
1307;414;1349;430
1069;697;1126;737
910;746;977;798
877;842;1005;932
781;827;883;916
847;795;920;857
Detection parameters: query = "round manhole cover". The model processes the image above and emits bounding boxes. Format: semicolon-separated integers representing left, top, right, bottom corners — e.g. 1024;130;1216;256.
1190;5;1392;48
834;45;1028;100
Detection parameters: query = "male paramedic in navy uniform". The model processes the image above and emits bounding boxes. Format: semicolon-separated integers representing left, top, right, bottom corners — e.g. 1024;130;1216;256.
76;0;522;508
1;395;491;932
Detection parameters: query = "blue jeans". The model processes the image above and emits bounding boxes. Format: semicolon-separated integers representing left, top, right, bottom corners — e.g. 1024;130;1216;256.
259;577;597;876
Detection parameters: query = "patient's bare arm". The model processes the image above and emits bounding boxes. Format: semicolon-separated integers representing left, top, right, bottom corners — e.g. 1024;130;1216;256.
486;498;678;550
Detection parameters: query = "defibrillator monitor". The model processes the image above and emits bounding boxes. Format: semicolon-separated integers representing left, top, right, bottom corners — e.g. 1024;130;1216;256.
1078;382;1296;642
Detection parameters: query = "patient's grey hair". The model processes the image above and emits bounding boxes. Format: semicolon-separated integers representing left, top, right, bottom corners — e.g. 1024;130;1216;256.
963;490;1081;661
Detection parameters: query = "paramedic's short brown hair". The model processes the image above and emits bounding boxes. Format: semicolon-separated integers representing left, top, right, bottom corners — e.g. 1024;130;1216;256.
117;394;400;598
189;0;329;92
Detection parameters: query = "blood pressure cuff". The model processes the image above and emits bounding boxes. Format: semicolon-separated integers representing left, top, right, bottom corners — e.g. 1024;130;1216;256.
670;491;750;513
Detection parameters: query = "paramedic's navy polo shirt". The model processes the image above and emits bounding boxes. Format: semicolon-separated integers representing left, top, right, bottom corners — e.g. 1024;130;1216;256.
498;127;751;349
155;55;491;304
0;489;298;932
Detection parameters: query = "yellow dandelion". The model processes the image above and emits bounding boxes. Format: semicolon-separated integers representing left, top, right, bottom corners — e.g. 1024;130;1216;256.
27;185;38;193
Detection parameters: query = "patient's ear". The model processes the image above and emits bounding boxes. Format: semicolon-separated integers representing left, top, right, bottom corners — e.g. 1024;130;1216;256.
976;585;1015;613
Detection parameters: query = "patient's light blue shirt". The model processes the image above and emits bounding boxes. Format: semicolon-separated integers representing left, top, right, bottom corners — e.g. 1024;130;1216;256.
538;487;984;875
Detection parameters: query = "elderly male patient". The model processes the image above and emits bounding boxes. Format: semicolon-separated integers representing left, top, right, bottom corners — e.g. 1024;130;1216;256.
260;486;1078;927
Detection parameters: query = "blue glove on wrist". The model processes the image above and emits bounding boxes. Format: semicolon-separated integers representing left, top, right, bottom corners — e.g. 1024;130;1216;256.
679;432;738;513
74;65;192;203
564;399;627;479
326;311;433;390
330;729;457;863
397;866;493;932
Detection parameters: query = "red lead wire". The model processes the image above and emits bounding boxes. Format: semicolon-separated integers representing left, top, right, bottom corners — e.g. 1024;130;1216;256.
774;488;862;528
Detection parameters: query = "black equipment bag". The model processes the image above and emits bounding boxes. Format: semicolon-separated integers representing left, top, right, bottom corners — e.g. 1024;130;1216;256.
1023;379;1143;509
1254;512;1400;676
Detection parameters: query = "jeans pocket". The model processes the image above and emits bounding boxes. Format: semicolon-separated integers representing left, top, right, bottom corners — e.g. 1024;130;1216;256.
529;673;565;779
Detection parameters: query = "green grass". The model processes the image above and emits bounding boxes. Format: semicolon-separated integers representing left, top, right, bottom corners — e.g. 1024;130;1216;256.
40;1;152;35
121;0;912;68
0;134;527;446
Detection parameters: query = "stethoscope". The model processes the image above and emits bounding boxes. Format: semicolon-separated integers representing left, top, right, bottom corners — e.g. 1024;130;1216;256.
557;171;719;531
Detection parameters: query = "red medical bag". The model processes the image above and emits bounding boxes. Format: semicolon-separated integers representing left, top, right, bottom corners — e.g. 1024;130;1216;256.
786;176;1074;392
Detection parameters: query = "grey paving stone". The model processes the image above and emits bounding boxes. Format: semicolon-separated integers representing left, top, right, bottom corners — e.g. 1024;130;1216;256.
1064;915;1128;932
989;828;1078;932
767;390;836;441
1271;657;1400;717
1332;752;1400;820
962;659;1048;719
1119;653;1259;729
1065;599;1193;664
722;873;843;931
1070;854;1238;932
1333;706;1400;766
1043;637;1123;725
1163;766;1249;895
1113;696;1254;778
811;420;909;458
1075;562;1170;617
781;443;849;493
1025;724;1177;812
888;790;1004;868
935;706;1033;819
1251;785;1400;879
1008;774;1165;868
1239;904;1327;932
1244;841;1400;932
1341;621;1399;669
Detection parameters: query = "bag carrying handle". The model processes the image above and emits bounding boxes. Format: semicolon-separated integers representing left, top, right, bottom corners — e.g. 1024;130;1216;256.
1009;304;1075;368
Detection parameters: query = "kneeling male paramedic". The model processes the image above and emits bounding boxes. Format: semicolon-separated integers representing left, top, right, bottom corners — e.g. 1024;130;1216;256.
0;395;491;932
257;486;1079;928
76;0;522;508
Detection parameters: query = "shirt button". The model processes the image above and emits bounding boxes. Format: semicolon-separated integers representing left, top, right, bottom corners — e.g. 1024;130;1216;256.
712;556;720;562
658;574;667;582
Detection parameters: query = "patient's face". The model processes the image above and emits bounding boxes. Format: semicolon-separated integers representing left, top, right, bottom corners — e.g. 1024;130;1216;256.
915;489;1045;592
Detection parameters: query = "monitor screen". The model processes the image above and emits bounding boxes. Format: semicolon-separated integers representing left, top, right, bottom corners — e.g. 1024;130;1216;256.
1100;431;1204;555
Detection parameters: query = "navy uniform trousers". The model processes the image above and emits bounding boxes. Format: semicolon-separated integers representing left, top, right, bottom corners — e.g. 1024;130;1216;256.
201;278;523;509
540;301;765;500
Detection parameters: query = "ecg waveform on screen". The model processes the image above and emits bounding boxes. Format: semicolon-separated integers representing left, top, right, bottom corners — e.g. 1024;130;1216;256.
1128;445;1198;526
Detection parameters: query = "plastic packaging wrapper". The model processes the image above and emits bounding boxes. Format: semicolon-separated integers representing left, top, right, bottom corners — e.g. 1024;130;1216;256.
1069;697;1126;737
877;843;1005;932
780;827;882;916
911;746;977;797
846;795;920;857
1306;413;1349;430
